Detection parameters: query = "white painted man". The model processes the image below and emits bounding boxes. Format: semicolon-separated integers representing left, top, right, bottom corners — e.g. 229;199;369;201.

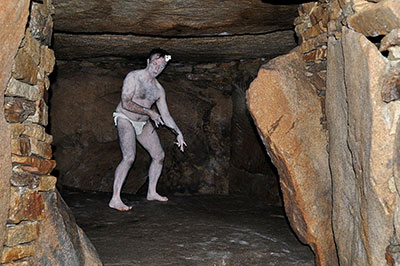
109;48;186;211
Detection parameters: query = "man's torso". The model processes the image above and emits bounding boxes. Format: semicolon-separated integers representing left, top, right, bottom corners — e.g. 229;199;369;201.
116;70;160;122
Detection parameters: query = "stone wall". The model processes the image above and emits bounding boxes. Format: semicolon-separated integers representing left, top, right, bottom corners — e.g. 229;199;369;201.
326;0;400;265
1;0;102;264
50;58;281;205
0;0;31;260
247;0;400;265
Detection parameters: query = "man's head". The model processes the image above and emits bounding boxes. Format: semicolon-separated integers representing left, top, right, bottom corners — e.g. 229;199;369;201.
146;48;171;78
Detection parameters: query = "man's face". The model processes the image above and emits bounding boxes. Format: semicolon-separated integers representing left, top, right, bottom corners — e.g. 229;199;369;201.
148;55;167;77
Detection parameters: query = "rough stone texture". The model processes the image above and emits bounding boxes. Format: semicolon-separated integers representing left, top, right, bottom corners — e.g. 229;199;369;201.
2;0;103;264
26;98;48;126
53;31;297;62
12;49;39;86
0;0;31;257
51;59;280;203
229;65;281;204
2;259;31;266
53;0;298;35
32;191;102;265
380;29;400;52
29;0;54;46
247;50;337;265
39;45;55;74
8;187;45;224
37;175;57;191
4;97;36;123
11;155;56;175
348;0;400;36
10;172;40;189
10;134;52;159
51;0;299;62
5;78;41;102
5;221;39;247
327;27;400;266
1;243;35;264
10;124;53;144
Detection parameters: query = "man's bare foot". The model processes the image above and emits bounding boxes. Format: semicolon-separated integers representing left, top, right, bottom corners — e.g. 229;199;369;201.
147;193;168;202
109;199;133;211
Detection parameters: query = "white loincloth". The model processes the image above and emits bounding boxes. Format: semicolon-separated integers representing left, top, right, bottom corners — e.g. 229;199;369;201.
113;112;147;135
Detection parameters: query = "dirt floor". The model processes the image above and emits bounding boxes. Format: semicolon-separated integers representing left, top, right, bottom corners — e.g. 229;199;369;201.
62;190;315;266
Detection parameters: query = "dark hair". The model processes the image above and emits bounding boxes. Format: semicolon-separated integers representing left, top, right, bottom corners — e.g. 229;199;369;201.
149;48;170;61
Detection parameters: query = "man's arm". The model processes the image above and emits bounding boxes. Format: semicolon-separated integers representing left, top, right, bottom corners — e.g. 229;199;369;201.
156;86;186;151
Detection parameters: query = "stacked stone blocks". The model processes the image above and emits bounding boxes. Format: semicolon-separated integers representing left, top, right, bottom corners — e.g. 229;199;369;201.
294;1;329;128
1;1;56;264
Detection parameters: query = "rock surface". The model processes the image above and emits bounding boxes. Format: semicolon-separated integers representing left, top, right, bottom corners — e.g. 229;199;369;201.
51;0;298;62
53;31;297;62
348;0;400;36
53;0;298;35
327;27;400;266
33;190;102;265
247;50;337;265
0;0;31;256
1;0;103;264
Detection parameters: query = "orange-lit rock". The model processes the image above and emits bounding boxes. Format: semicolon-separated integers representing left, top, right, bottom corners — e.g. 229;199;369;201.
5;221;39;247
327;27;400;266
348;0;400;36
33;191;102;265
1;243;35;264
8;187;45;224
11;155;56;175
4;97;36;123
37;175;57;191
0;0;31;256
247;50;337;265
12;49;38;86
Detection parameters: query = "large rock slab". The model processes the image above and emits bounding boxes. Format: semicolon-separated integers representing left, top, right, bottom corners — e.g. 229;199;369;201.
53;0;297;36
0;0;30;256
53;30;297;62
348;0;400;36
326;27;400;265
33;190;102;265
247;50;337;265
52;0;299;62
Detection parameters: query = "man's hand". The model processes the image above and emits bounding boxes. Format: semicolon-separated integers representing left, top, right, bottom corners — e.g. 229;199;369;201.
148;110;165;127
175;133;187;152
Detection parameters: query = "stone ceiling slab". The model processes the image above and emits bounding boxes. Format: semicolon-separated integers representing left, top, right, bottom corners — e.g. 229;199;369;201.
54;30;297;62
53;0;298;36
52;0;300;62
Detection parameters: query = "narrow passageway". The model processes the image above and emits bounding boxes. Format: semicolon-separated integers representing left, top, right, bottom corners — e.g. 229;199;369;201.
62;190;314;265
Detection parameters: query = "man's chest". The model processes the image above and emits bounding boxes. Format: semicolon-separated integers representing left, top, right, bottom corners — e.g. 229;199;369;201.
134;81;158;103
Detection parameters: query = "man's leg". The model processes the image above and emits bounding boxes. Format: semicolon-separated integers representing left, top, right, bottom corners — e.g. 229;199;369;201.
109;118;136;211
137;123;167;201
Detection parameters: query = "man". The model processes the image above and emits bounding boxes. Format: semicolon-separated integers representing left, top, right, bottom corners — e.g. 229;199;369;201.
109;48;186;211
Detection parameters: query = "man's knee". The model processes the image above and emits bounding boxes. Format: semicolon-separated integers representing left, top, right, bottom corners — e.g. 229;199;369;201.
152;150;165;163
123;154;135;165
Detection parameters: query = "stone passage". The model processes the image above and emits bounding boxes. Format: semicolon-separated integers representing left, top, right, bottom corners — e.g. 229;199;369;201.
1;0;101;264
50;59;281;205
